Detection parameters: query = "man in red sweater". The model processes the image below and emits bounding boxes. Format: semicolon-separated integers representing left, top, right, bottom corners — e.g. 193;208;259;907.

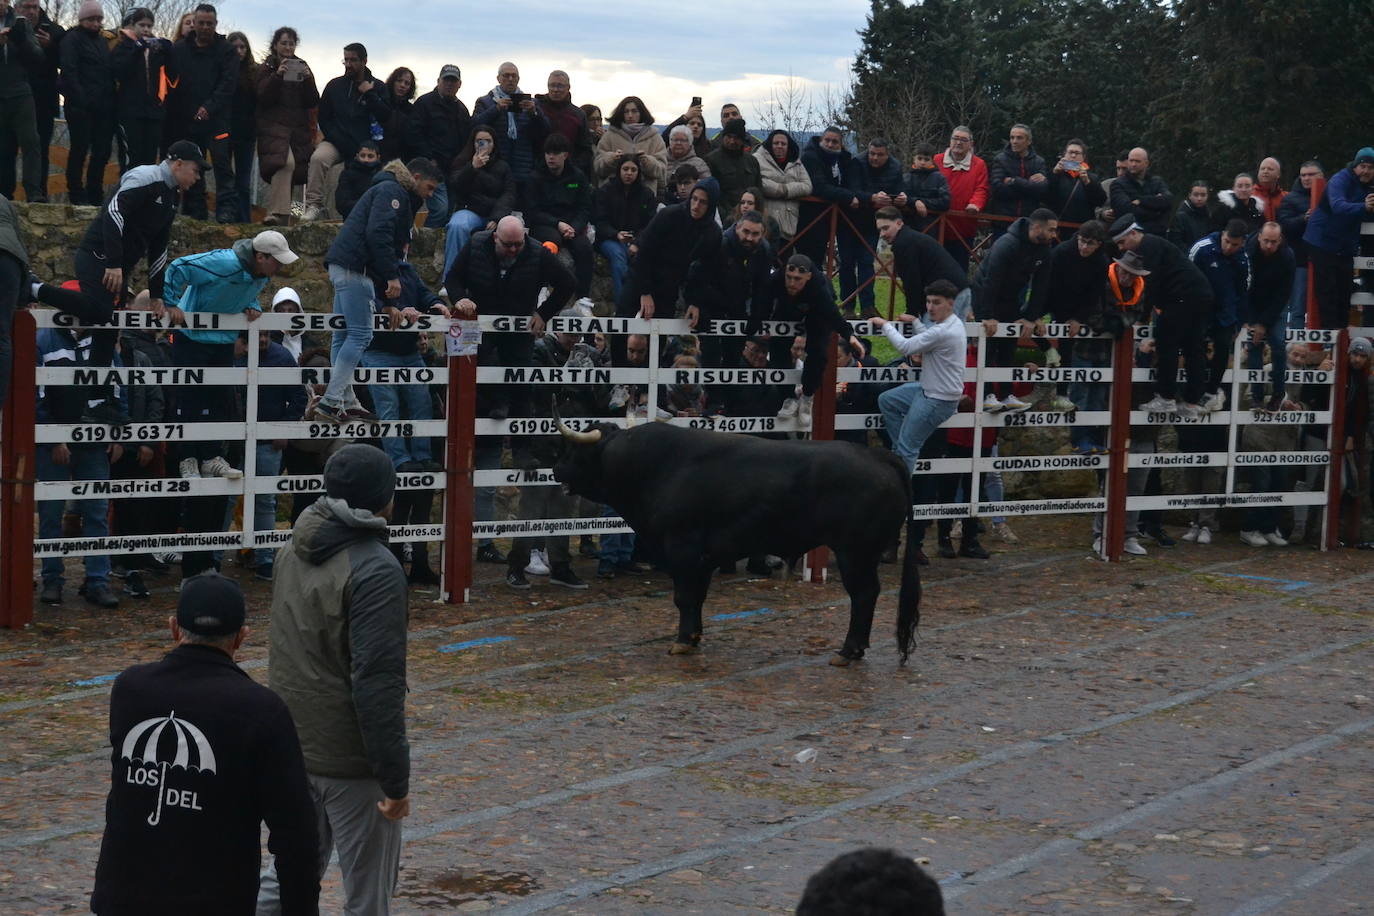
935;125;989;272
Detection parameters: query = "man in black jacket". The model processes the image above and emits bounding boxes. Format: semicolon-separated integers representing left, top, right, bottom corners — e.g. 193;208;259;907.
971;208;1057;410
1244;221;1297;409
798;127;859;269
6;0;60;200
1277;160;1322;326
409;64;470;228
874;206;968;319
1110;147;1173;236
526;133;594;300
0;0;44;201
92;573;320;916
988;123;1048;224
686;210;771;392
446;213;576;422
165;3;237;221
303;42;389;221
618;178;721;320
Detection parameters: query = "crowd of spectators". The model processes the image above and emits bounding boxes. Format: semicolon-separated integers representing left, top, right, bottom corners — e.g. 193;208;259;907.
2;6;1373;608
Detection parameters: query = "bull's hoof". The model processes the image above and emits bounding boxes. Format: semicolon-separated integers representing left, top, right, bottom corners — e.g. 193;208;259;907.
669;642;700;656
828;653;852;667
830;646;866;667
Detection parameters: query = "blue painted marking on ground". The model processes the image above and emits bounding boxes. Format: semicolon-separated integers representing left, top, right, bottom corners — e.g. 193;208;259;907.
71;673;118;687
1059;609;1196;623
437;636;515;654
710;607;773;621
1216;573;1313;592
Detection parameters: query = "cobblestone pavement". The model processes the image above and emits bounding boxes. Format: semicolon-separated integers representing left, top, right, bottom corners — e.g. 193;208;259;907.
2;517;1372;914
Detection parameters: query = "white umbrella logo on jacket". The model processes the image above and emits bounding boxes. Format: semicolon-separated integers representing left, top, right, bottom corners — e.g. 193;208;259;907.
120;711;218;826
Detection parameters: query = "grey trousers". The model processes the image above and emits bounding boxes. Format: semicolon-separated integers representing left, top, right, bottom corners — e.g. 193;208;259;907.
257;772;402;916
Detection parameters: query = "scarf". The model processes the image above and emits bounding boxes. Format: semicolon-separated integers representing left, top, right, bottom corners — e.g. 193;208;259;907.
1107;264;1144;309
623;122;646;138
490;85;520;140
942;147;972;171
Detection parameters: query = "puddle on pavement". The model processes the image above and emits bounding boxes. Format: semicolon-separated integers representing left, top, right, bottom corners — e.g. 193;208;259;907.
398;869;538;907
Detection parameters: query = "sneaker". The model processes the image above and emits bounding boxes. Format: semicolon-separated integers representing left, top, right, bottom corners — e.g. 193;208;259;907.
597;560;617;578
311;400;349;424
982;393;1004;412
575;296;596;312
1196;526;1212;545
1176;402;1202;420
254;564;274;582
745;557;775;577
1141;394;1177;413
344;406;378;422
476;544;506;564
949;520;963;541
408;564;441;586
84;582;120;609
152;551;181;566
80;400;132;426
1092;536;1103;554
122;571;151;598
39;582;61;605
937;539;957;560
505;569;531;590
798;394;814;427
1000;394;1031;411
549;565;589;589
1199;391;1226;414
579;535;598;558
958;540;991;559
201;456;244;479
1264;531;1289;547
1239;530;1269;547
1123;537;1147;556
992;521;1018;544
614;560;649;575
524;549;550;576
1181;524;1201;543
777;398;800;420
301;205;325;222
1049;395;1078;411
178;457;202;479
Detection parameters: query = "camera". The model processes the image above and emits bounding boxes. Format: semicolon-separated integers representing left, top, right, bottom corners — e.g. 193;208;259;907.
508;92;531;104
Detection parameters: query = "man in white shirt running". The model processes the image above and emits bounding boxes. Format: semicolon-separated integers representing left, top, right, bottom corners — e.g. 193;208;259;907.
873;278;968;473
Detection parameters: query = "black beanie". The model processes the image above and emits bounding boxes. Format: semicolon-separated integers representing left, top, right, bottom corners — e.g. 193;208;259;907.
324;444;396;513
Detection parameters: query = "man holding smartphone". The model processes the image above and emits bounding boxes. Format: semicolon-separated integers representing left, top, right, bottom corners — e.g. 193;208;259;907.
473;61;550;190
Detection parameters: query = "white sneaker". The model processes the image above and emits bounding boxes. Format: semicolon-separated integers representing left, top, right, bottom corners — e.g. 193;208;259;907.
1196;526;1212;545
301;205;325;222
1199;391;1226;414
983;394;1004;412
992;521;1018;543
575;296;595;312
1123;537;1148;555
178;457;201;479
1092;536;1102;554
1239;530;1269;547
201;456;244;479
950;520;963;541
1176;402;1202;420
1141;394;1177;412
1181;524;1201;543
524;548;550;576
777;398;800;420
1264;531;1289;547
1000;394;1032;411
798;394;814;427
1049;395;1078;411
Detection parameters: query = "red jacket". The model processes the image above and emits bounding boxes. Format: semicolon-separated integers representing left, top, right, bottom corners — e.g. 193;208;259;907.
935;150;989;240
1253;180;1286;222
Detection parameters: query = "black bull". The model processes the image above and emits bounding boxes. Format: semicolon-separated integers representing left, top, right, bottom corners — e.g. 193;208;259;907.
551;417;922;665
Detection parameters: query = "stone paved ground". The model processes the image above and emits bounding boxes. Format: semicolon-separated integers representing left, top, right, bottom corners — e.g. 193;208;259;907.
2;516;1371;914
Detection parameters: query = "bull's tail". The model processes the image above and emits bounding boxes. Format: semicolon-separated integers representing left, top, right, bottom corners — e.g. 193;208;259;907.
895;461;922;666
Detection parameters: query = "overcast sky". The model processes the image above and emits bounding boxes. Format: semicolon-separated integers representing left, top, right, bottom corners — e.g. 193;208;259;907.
218;0;868;128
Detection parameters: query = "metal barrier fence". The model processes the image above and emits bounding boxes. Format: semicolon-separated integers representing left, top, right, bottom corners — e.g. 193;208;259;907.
1;304;1356;627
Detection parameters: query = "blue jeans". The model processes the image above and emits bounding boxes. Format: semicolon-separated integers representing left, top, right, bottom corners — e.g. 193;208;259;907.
443;209;487;276
598;239;630;301
1070;345;1109;448
836;226;874;312
474;439;501;548
1244;319;1288;402
424;183;450;229
1286;267;1308;327
597;502;634;564
878;383;959;473
361;350;433;467
37;445;111;587
325;263;375;408
253;443;284;568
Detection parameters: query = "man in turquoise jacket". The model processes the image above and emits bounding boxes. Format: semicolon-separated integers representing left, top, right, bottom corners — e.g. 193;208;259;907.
164;229;297;581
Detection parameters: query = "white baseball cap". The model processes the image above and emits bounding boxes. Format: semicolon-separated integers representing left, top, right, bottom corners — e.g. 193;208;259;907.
271;286;301;308
252;230;299;265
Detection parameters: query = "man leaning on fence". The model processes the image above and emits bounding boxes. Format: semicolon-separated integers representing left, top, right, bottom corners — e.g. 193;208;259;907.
259;443;410;916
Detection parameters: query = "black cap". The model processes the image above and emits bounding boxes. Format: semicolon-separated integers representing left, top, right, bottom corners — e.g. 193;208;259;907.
324;443;396;513
167;139;210;171
1108;213;1140;240
721;119;748;138
177;573;246;636
786;253;817;273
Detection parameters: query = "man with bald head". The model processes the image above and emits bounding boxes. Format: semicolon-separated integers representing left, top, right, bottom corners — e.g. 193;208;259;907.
1253;157;1285;221
473;61;550;187
445;214;576;421
1109;147;1172;236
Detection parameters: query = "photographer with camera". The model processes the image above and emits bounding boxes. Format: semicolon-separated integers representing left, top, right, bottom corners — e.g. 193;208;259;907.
1045;138;1105;239
473;61;549;191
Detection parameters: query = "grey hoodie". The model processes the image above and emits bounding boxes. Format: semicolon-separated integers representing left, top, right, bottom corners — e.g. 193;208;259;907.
268;496;410;798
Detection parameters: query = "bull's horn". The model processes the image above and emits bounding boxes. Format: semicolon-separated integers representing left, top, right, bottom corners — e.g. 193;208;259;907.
556;417;602;444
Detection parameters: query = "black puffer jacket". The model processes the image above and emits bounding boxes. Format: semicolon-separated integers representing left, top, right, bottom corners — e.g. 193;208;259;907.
318;69;390;160
324;162;419;284
447;156;516;222
629;179;722;299
971;216;1053;320
444;228;576;319
110;34;175;122
1040;237;1108;323
593;175;657;240
58;25;115;113
1110;173;1173;236
1277;178;1315;258
988;144;1048;219
1169;199;1217;253
165;33;236;131
410;90;471;174
0;8;41;100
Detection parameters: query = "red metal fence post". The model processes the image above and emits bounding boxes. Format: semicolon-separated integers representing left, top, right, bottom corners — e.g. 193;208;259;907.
804;334;840;582
2;310;37;627
1102;330;1136;561
442;350;477;604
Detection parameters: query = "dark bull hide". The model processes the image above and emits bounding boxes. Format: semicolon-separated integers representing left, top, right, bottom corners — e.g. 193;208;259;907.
551;410;923;665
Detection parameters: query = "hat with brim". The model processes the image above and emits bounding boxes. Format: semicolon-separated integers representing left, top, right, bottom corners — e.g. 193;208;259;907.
1114;250;1151;276
253;230;299;265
